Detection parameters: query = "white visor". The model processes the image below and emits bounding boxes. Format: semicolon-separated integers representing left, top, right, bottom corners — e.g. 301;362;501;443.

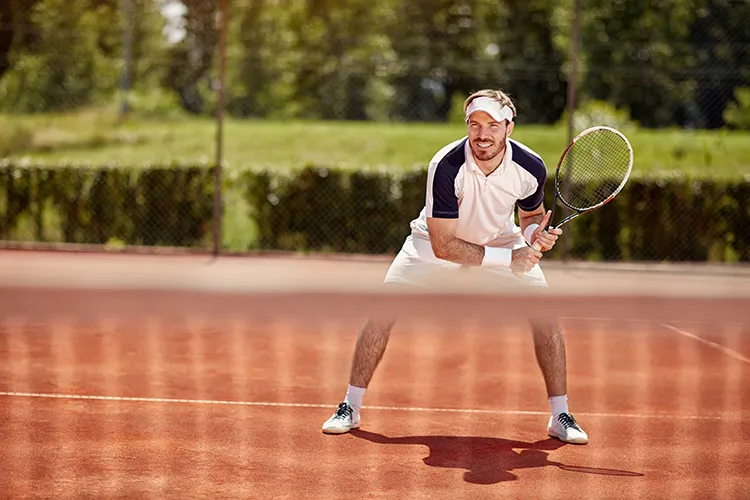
465;97;514;123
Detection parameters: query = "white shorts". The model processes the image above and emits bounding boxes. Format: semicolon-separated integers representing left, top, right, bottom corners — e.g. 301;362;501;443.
383;235;548;291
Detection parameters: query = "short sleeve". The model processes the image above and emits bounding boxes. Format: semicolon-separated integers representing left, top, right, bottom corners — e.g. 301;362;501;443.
517;172;546;212
425;140;466;218
426;163;460;218
511;141;547;212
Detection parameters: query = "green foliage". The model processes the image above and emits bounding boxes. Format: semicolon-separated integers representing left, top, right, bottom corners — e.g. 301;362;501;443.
161;0;219;115
560;100;640;133
447;93;468;124
0;0;747;128
0;0;119;112
242;166;426;253
224;0;301;118
0;163;214;247
125;88;185;118
724;88;750;130
580;0;697;128
482;0;567;124
690;0;750;128
2;162;748;261
239;166;750;262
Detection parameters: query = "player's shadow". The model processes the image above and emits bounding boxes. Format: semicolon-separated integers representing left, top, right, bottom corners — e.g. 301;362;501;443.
350;429;643;485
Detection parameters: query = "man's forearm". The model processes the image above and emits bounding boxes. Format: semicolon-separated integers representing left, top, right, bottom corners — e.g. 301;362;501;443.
519;210;546;233
432;234;487;266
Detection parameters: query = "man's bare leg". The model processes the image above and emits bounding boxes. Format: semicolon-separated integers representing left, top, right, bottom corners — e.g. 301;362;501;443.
531;319;567;398
349;317;396;388
322;279;407;434
321;316;396;434
531;319;588;444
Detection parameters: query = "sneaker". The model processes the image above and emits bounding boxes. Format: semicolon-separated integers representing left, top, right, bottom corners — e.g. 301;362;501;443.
547;412;588;444
321;402;360;434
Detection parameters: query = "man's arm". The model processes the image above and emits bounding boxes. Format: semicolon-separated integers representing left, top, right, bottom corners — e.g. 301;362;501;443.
427;217;542;272
518;203;547;234
426;217;485;266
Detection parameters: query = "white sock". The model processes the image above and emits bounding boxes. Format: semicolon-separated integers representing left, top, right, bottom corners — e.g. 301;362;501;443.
344;385;366;416
549;395;569;417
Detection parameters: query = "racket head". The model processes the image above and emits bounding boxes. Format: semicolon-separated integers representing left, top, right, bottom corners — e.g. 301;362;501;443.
553;126;634;214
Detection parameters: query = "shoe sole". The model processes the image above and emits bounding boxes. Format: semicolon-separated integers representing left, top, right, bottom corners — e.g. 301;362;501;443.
548;431;588;445
322;423;361;435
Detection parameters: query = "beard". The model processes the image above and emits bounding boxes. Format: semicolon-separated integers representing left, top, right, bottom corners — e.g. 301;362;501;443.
470;137;507;162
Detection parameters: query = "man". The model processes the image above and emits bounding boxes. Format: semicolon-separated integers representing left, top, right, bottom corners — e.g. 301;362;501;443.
321;89;588;445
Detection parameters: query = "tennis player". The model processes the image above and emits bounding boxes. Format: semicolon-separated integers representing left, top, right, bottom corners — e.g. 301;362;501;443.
321;89;588;445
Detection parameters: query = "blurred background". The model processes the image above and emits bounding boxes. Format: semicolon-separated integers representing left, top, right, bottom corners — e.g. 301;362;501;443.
0;0;748;263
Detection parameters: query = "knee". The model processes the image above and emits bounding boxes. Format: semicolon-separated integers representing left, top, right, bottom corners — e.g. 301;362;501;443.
363;317;395;338
531;320;562;339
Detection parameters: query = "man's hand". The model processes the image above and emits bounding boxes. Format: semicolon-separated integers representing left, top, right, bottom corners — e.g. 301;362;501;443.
510;246;543;274
531;210;563;252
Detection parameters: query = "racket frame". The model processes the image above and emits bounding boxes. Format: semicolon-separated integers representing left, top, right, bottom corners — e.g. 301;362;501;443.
545;125;634;231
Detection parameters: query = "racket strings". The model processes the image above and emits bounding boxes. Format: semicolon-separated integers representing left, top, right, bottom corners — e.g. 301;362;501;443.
557;129;632;211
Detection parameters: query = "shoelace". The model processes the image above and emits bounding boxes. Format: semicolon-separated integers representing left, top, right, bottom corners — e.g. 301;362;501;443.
333;402;353;420
557;413;581;430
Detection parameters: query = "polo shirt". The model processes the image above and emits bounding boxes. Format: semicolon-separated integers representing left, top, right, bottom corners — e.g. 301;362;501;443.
409;136;547;248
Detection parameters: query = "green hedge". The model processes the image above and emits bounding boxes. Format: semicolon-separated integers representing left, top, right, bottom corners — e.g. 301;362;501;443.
0;164;214;247
1;163;748;262
244;167;750;262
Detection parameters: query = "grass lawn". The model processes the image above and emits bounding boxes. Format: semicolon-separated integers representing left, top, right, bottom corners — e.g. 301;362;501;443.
1;110;749;179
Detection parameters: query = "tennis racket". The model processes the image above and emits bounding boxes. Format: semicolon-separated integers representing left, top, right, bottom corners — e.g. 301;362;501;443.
514;126;634;275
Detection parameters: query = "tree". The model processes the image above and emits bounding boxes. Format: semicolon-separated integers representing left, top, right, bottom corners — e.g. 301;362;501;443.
224;0;302;118
581;0;697;128
0;0;120;112
483;0;567;124
689;0;750;128
288;0;399;120
384;0;565;124
162;0;219;114
0;0;40;82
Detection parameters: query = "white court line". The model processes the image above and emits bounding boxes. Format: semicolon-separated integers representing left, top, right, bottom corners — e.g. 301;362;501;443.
561;316;744;326
560;316;655;323
659;323;750;365
0;391;743;421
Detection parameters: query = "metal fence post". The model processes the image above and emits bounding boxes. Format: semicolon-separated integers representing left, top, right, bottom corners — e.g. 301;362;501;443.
120;0;133;117
562;0;581;261
213;0;229;257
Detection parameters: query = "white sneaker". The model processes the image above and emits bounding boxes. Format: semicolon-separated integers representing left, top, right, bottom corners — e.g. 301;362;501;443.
547;412;588;444
322;402;360;434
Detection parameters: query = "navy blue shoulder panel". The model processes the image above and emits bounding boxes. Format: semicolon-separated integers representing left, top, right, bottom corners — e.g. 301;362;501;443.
510;140;547;212
430;139;466;218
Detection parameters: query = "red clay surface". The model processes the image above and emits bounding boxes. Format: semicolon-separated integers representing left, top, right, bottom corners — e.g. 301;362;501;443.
1;292;749;499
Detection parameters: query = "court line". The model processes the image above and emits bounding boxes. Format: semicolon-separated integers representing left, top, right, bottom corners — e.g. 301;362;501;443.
0;391;742;421
658;323;750;365
561;316;744;326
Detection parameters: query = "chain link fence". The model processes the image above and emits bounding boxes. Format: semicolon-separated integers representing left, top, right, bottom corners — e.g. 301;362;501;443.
0;0;748;262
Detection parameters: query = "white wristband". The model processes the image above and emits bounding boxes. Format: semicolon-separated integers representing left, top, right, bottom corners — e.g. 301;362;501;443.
523;223;540;246
482;247;512;268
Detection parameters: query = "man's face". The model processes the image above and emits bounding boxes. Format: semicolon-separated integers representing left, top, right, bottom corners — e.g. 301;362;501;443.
467;111;513;162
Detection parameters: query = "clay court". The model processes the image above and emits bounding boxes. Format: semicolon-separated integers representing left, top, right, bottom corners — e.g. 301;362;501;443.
1;251;749;499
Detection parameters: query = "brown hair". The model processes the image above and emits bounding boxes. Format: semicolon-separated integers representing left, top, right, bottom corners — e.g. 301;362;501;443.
463;89;517;120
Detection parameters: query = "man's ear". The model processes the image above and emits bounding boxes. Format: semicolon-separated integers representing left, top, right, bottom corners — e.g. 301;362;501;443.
506;121;515;136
